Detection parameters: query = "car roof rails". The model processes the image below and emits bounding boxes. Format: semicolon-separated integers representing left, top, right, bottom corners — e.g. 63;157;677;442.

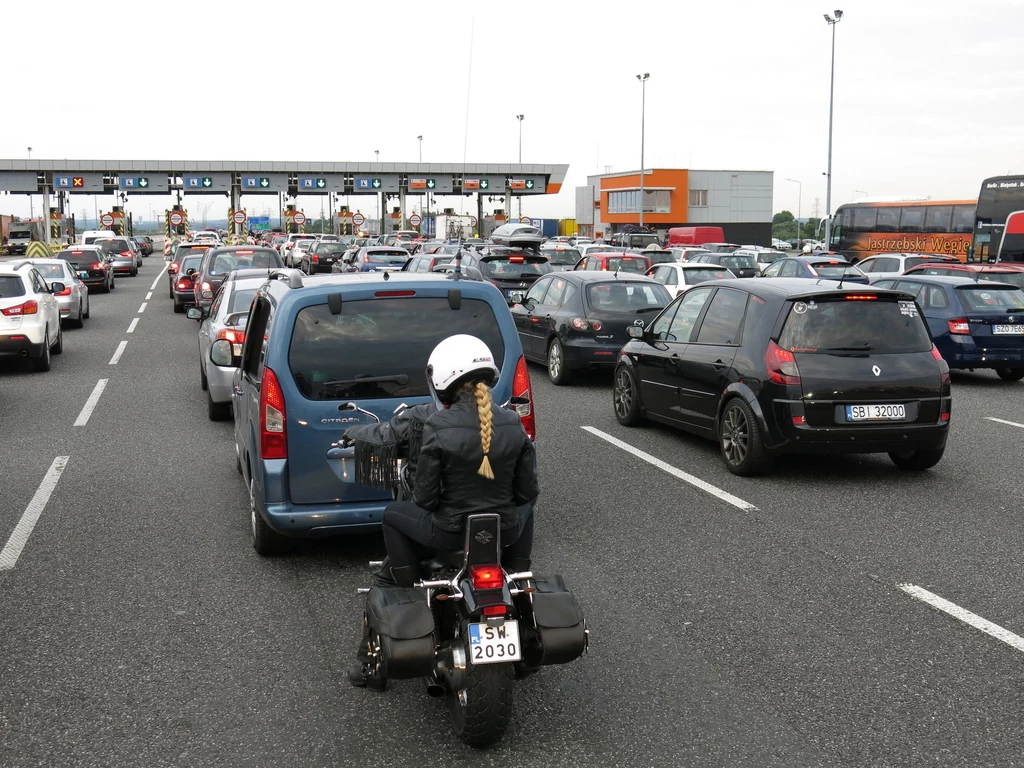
267;269;303;289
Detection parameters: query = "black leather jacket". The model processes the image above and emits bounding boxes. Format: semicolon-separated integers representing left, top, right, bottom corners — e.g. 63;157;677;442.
414;392;539;532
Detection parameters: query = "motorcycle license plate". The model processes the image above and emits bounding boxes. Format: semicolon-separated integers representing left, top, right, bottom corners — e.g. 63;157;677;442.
468;620;521;665
845;404;905;422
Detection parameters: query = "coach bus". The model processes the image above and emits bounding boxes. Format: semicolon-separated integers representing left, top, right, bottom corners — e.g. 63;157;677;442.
971;176;1024;262
828;199;976;263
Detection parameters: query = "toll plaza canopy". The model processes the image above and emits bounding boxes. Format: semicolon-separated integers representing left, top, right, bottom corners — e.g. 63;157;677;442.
0;160;569;197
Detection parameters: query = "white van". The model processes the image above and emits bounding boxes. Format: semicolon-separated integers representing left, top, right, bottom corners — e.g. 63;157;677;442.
80;230;116;245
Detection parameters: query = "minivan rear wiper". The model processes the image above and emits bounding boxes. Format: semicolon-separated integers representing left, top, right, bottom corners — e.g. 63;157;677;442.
321;374;410;388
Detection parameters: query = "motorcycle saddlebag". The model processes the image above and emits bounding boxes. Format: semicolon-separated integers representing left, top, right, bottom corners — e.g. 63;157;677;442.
524;574;587;666
365;586;435;679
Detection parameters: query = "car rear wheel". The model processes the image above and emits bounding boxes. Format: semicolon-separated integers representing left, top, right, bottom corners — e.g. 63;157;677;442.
250;479;291;556
32;332;51;372
109;276;116;291
173;301;183;314
547;338;573;385
83;298;90;319
888;448;944;471
52;325;63;355
613;365;644;426
996;368;1024;381
130;267;138;277
70;301;85;329
719;397;770;476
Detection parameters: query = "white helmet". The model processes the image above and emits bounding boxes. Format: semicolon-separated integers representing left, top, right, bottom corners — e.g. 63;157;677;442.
426;335;499;406
802;244;813;254
645;243;661;251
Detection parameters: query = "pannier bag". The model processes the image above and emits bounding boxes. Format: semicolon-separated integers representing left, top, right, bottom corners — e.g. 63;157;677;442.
522;574;587;666
365;586;435;679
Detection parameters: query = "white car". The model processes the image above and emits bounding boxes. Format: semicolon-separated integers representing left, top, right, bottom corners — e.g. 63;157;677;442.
15;258;90;328
771;238;792;250
855;252;961;281
281;234;317;267
0;262;65;371
734;247;787;273
645;262;737;299
661;247;710;263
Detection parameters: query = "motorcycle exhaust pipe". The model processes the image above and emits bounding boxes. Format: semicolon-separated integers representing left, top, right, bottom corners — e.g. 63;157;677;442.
424;676;445;698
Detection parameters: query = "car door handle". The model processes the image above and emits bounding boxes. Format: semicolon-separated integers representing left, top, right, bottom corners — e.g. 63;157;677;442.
712;359;727;370
232;385;244;396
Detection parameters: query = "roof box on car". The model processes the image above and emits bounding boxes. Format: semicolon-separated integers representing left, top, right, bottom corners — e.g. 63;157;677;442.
489;223;544;248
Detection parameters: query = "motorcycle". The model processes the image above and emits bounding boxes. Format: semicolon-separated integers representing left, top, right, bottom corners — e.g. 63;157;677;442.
343;402;588;748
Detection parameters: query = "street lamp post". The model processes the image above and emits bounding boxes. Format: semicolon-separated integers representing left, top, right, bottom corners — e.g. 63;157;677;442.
417;135;423;163
823;10;843;250
786;178;802;244
516;115;524;219
636;73;650;229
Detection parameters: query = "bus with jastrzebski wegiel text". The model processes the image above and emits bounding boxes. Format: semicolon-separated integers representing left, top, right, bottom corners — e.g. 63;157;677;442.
827;199;976;263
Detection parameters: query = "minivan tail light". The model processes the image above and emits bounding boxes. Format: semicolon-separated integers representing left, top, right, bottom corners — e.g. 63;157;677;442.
931;344;951;383
948;318;970;335
469;565;504;591
766;340;801;385
513;355;536;441
260;367;287;460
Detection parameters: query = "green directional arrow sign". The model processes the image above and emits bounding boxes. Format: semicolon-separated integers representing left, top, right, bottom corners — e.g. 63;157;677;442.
202;177;212;187
371;178;382;189
525;179;535;189
316;178;326;188
426;178;436;189
259;177;270;188
480;179;489;189
138;177;149;188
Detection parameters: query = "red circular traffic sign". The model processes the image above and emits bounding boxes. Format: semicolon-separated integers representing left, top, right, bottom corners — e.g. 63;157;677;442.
169;212;184;226
409;214;422;227
233;210;246;224
470;216;478;226
293;212;307;225
101;213;114;227
520;216;531;224
352;213;365;226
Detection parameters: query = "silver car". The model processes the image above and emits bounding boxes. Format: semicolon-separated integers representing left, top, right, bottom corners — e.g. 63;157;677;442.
188;271;266;421
17;258;90;327
95;237;139;276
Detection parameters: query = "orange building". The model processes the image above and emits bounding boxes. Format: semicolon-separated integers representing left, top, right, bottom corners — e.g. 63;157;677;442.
575;168;774;245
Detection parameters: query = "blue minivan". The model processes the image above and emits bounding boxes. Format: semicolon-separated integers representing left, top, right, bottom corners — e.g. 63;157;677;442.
228;269;536;555
873;274;1024;381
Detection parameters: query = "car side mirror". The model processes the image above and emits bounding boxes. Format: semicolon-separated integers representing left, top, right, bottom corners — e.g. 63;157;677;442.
186;308;202;320
627;325;645;340
210;339;239;368
50;282;65;294
510;291;526;306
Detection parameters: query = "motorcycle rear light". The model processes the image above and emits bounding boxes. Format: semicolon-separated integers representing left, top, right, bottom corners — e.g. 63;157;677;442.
766;340;801;385
1;300;37;317
512;355;536;441
469;565;504;591
482;605;507;617
260;366;287;460
948;318;970;335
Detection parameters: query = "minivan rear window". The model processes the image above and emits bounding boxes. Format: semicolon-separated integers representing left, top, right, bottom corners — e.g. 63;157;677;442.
779;298;932;354
288;297;506;400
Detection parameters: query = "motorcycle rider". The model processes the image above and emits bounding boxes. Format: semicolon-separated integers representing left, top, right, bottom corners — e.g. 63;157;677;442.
347;334;539;688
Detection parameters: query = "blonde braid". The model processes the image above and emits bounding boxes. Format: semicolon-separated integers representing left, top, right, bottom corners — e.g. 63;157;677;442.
475;382;495;479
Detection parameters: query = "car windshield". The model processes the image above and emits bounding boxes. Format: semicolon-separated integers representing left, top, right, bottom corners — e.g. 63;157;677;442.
586;282;671;312
366;250;409;264
288;297;506;400
977;271;1024;288
956;286;1024;311
479;257;552;279
779;298;932;354
0;276;26;298
605;257;649;273
209;250;283;275
684;268;732;284
228;288;258;316
810;262;863;278
720;255;757;270
543;249;580;266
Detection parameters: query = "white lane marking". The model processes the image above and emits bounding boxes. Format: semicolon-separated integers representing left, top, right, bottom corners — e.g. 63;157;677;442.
985;416;1024;430
108;341;127;365
126;318;139;334
145;291;153;300
137;302;147;314
581;426;758;512
0;456;70;571
898;584;1024;654
149;269;164;291
74;379;108;426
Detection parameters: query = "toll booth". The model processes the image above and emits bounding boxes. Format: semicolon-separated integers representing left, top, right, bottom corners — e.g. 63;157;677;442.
49;212;73;246
284;206;306;235
334;206;353;236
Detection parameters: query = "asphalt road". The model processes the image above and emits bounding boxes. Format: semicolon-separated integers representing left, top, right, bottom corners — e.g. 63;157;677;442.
2;245;1024;766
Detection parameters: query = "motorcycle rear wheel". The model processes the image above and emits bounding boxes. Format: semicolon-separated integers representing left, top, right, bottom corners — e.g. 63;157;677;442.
448;660;514;748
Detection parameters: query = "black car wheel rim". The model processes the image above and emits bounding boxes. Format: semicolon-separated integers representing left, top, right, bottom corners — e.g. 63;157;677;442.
614;370;633;418
549;343;562;380
722;405;748;465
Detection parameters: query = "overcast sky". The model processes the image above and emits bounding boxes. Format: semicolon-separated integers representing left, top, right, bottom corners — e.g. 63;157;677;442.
3;0;1022;224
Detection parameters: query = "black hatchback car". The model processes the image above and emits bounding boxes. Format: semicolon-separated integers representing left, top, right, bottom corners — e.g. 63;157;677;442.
461;247;553;305
512;272;671;384
613;279;951;475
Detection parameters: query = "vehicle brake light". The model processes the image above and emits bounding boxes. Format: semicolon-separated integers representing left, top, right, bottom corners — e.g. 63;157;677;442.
92;262;104;270
572;317;601;330
176;279;192;290
1;300;38;317
845;294;877;300
260;366;287;460
513;355;536;441
948;318;970;335
312;254;319;263
216;328;246;356
792;415;806;425
930;345;943;361
940;411;950;423
374;290;416;297
931;344;951;384
169;263;180;273
236;250;254;255
482;604;507;617
509;256;525;263
120;251;132;257
469;565;504;590
56;286;72;296
201;281;213;299
766;340;801;385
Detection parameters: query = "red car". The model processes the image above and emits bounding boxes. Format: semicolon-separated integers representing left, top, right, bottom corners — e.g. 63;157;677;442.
902;261;1024;288
573;252;651;274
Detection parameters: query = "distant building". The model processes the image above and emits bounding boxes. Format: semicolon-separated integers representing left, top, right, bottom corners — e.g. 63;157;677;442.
575;168;773;245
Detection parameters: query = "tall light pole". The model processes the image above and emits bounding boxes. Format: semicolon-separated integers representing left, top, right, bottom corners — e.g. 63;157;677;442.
27;147;34;220
516;115;525;219
636;73;650;229
823;10;843;249
417;135;423;163
374;150;379;163
786;178;802;244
